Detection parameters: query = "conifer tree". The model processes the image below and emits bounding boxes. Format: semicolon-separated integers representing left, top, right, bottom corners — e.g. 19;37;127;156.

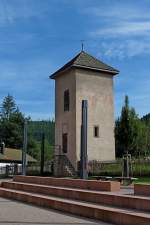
115;96;139;157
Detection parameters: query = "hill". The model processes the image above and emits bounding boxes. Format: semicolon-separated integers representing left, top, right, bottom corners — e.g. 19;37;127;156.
28;120;55;146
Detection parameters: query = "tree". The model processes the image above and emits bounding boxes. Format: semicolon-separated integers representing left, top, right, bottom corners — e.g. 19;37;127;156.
0;95;35;150
115;96;139;157
0;95;23;148
27;121;55;161
0;95;55;161
141;113;150;124
0;94;16;119
138;114;150;157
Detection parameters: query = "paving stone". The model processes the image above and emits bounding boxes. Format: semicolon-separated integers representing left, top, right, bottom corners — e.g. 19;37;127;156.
0;197;111;225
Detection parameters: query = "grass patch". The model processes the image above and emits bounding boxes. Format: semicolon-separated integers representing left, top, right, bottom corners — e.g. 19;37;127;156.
134;177;150;184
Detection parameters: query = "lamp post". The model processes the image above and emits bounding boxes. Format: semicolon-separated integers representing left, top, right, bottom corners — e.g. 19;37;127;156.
22;120;28;175
40;132;45;176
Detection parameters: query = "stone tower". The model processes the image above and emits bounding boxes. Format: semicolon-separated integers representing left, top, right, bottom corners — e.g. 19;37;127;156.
50;51;119;176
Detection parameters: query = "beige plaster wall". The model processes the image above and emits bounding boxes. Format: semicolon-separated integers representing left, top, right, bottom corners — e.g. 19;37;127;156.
55;69;77;168
75;68;115;162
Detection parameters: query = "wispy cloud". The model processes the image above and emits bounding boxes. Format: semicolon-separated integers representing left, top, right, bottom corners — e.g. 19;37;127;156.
0;0;149;119
84;2;150;59
114;66;150;118
91;21;150;38
0;0;48;25
96;39;150;59
84;4;150;21
0;56;55;119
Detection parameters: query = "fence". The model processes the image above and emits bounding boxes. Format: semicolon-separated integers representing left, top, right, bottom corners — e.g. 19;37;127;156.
0;158;150;178
0;162;53;178
88;158;150;177
0;165;22;178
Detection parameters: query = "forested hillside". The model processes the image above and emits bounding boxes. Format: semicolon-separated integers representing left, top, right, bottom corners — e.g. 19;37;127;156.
27;120;55;161
28;120;55;146
141;113;150;123
0;95;55;161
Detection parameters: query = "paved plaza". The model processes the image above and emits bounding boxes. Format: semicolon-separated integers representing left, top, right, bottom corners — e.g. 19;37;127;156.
0;178;135;225
0;197;113;225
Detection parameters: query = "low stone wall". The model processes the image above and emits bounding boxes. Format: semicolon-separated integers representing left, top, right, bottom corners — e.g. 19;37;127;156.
134;183;150;196
13;175;120;192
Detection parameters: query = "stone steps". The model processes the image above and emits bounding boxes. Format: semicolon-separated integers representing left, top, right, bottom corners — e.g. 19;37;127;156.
0;176;149;225
0;186;149;225
1;181;150;212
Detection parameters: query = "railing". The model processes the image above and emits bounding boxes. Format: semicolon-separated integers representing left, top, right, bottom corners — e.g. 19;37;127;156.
54;145;63;156
0;162;54;177
62;154;77;176
54;145;77;176
0;164;22;177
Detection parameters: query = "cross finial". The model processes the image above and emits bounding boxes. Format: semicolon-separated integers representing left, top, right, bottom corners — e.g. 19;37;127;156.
81;40;84;51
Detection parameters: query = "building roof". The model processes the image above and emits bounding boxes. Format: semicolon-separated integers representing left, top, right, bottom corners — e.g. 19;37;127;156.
50;51;119;79
0;148;37;163
0;153;9;160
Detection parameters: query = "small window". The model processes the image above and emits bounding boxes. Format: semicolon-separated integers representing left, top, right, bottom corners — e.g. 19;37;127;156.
62;133;68;153
94;126;99;138
64;89;69;111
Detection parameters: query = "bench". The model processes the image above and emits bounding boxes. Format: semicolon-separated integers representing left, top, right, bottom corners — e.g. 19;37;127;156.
93;176;138;185
113;177;138;185
93;176;113;181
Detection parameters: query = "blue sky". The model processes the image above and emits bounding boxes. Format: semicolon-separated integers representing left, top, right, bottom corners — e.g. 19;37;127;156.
0;0;150;120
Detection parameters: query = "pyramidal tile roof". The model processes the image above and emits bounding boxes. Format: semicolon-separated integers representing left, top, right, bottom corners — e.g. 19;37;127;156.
50;51;119;79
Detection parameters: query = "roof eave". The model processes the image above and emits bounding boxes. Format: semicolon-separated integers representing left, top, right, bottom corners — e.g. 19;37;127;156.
50;64;119;79
74;64;119;75
50;66;73;79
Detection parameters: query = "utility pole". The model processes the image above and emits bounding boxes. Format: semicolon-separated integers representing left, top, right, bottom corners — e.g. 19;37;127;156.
22;120;28;176
80;100;88;179
40;132;45;176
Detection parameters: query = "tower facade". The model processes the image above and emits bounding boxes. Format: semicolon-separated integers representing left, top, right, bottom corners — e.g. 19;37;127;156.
50;51;119;176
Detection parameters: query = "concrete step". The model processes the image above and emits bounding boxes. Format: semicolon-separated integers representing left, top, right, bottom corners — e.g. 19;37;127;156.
2;181;150;212
13;175;120;192
0;187;149;225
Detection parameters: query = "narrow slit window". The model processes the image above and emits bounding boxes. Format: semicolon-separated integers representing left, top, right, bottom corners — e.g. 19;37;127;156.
94;126;99;138
64;89;69;111
62;133;68;153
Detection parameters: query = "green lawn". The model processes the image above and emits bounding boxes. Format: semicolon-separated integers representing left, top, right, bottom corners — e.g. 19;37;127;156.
134;177;150;183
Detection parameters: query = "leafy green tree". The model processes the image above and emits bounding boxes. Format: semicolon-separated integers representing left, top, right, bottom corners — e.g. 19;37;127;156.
0;95;23;148
0;95;55;161
141;113;150;124
115;96;139;157
0;94;16;119
0;95;36;151
137;115;150;157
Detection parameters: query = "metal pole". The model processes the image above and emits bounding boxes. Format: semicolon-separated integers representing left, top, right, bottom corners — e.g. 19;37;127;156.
40;132;45;176
80;100;88;179
123;153;130;177
22;120;27;176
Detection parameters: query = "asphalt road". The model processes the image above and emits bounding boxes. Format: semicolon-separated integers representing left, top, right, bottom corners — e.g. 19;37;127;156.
0;197;113;225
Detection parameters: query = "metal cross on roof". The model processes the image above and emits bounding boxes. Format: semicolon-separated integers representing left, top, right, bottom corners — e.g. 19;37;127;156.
81;40;84;51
